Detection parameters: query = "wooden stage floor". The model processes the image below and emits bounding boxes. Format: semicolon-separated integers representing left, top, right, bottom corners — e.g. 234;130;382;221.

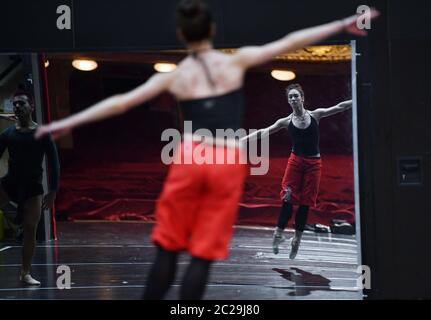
0;221;362;300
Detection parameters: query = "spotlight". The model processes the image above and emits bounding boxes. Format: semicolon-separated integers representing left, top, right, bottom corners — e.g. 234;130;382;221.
72;59;98;71
271;70;296;81
154;63;177;73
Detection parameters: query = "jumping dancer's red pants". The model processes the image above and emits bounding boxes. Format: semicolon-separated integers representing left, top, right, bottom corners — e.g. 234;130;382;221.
280;153;322;207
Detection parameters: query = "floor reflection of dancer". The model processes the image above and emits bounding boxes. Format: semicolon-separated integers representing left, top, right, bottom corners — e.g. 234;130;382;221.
36;0;377;299
243;84;352;259
0;91;60;285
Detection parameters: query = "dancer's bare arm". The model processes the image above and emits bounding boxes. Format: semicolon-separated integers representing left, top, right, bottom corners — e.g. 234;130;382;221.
242;116;291;142
232;10;379;70
311;100;352;121
35;72;175;140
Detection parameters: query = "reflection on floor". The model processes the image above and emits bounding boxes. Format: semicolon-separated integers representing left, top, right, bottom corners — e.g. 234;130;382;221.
0;222;362;300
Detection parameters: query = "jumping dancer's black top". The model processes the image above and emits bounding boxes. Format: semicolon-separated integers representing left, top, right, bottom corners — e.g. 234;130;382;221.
0;125;60;190
288;113;320;157
178;52;244;136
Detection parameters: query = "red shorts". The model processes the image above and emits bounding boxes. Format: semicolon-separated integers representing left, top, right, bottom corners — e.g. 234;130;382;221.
280;153;322;207
151;141;248;261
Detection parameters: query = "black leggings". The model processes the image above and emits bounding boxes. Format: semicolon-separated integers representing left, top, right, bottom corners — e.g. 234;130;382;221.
143;247;212;300
276;202;309;232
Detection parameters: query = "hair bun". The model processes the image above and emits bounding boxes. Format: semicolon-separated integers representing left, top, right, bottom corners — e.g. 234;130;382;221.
178;0;203;18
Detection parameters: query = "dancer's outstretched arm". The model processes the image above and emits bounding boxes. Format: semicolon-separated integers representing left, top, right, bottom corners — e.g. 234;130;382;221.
241;116;291;142
311;100;352;121
35;72;175;139
232;10;379;69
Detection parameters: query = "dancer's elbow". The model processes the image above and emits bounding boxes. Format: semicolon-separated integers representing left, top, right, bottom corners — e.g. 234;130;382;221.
113;94;131;114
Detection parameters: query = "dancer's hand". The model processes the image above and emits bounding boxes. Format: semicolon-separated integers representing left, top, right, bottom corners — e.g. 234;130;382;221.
35;120;72;140
283;188;292;202
341;8;380;36
42;191;57;210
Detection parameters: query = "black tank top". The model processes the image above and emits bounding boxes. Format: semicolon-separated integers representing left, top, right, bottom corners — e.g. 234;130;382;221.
179;89;244;135
177;52;244;135
288;113;320;157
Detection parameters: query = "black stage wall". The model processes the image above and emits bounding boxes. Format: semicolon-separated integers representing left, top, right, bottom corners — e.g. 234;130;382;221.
1;0;430;299
360;0;431;299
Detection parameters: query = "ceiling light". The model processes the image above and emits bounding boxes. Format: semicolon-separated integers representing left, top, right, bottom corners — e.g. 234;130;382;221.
271;70;296;81
154;63;177;73
72;59;98;71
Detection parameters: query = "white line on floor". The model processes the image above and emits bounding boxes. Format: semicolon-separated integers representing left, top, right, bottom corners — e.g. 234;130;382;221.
0;283;361;292
0;261;359;273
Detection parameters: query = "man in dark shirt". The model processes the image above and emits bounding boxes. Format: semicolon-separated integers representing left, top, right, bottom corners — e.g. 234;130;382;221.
0;91;60;285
